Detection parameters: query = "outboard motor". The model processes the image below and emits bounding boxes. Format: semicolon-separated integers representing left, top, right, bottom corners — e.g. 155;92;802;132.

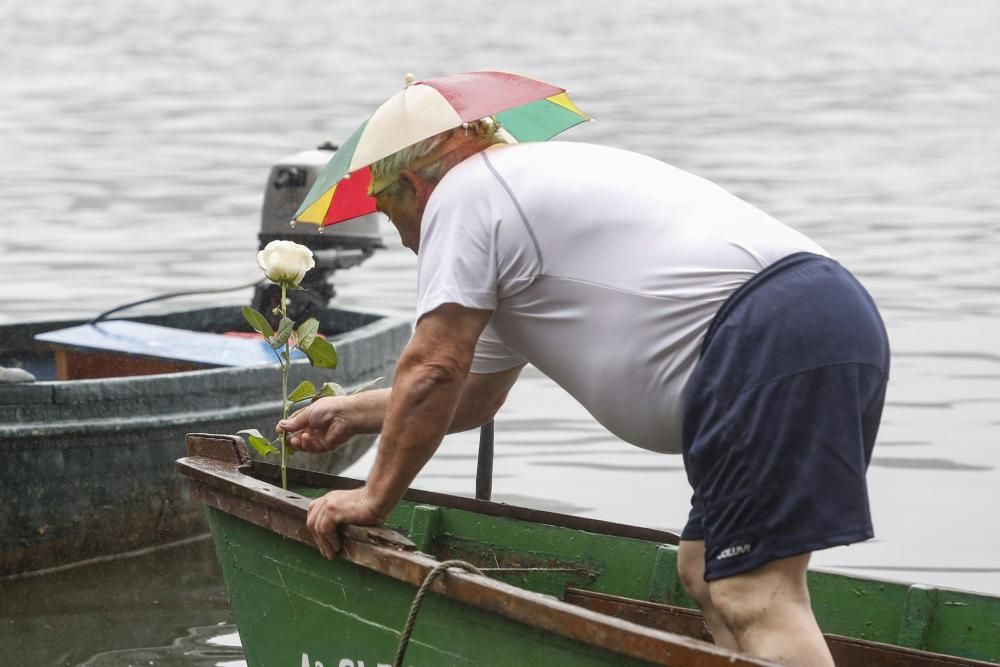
252;142;384;321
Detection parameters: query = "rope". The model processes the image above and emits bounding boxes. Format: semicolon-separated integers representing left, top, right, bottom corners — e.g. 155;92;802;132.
393;560;485;667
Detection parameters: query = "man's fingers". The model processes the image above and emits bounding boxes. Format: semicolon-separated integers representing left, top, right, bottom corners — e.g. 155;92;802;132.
277;406;309;433
314;521;341;559
306;499;319;532
296;434;322;453
307;501;329;557
327;529;342;554
306;496;342;560
316;510;337;537
315;532;336;559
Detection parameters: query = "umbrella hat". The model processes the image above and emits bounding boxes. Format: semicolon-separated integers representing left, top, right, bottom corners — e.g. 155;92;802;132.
293;71;589;227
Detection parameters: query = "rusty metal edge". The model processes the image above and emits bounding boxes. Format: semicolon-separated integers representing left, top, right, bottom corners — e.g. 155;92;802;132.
186;433;251;464
176;453;776;667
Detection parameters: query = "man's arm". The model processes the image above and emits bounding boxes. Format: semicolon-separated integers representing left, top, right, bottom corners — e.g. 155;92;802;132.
278;351;521;453
364;303;492;512
448;365;523;433
302;303;496;558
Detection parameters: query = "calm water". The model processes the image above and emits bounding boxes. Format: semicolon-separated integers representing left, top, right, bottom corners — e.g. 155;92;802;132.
2;1;999;664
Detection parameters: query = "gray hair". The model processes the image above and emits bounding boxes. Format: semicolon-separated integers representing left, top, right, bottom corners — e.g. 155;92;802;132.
370;117;514;202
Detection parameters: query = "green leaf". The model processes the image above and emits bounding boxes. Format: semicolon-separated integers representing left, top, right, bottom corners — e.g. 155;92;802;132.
272;306;282;316
242;306;274;338
288;380;317;403
296;318;320;352
313;381;345;400
237;429;279;457
350;376;385;395
272;317;295;348
304;336;338;369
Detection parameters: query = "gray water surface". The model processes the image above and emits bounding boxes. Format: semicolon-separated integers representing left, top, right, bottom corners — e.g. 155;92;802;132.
2;1;999;664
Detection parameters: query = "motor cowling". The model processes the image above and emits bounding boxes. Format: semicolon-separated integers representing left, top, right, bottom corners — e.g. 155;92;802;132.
253;143;383;322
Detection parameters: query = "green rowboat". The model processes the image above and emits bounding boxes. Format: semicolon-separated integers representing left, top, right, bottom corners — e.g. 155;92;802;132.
178;434;1000;666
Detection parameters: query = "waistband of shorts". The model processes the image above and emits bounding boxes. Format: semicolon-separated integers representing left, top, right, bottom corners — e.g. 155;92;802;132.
700;252;832;355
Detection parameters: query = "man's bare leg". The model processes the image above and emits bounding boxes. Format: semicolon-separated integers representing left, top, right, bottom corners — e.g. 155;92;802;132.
707;553;834;666
676;540;739;650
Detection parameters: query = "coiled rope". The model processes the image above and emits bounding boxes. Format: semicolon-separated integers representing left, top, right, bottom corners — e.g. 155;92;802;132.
393;560;485;667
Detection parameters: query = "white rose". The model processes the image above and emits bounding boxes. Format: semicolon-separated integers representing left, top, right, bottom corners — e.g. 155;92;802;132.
256;240;316;286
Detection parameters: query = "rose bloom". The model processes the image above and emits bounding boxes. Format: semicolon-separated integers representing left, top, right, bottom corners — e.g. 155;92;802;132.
257;240;316;286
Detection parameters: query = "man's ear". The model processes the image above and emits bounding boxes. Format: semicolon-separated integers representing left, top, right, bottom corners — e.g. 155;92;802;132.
398;169;430;206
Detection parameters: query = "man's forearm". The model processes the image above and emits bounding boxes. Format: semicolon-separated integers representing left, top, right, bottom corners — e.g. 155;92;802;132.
349;373;507;437
347;385;478;435
345;387;392;434
447;366;523;434
365;363;466;516
358;303;493;516
447;384;499;433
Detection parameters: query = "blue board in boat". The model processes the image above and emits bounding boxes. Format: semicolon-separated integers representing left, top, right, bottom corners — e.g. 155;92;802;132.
35;320;306;367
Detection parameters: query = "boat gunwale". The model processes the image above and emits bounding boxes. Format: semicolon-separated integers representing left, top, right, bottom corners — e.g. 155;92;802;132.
177;434;777;667
207;457;1000;603
250;459;683;546
2;304;409;388
1;305;411;440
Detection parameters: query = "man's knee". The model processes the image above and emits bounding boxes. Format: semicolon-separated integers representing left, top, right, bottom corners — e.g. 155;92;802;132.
676;540;711;606
707;553;813;635
707;578;766;635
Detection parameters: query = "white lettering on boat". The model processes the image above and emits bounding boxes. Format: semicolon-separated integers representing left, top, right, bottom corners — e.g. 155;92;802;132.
716;543;752;560
301;654;395;667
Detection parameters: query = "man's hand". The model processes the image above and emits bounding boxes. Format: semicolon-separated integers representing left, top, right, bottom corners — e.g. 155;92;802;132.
306;487;385;560
277;396;356;453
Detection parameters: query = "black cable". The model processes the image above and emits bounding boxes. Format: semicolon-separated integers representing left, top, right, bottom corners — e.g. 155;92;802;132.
89;278;265;324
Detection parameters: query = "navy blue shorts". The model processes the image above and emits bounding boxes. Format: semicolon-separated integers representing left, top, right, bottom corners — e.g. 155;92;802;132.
681;252;890;581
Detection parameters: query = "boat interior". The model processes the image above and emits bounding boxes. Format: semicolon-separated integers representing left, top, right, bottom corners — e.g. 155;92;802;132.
230;460;999;667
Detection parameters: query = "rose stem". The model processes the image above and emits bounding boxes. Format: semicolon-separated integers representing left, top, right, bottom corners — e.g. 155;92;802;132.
280;280;289;490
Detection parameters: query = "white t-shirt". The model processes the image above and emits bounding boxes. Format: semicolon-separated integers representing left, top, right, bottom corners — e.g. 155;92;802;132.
416;142;827;454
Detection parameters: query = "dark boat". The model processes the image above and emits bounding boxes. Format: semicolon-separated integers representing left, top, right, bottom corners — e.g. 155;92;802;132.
1;306;408;578
0;144;411;578
179;433;1000;667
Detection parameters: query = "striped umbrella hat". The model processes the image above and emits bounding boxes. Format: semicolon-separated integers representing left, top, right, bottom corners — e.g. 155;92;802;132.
293;71;589;227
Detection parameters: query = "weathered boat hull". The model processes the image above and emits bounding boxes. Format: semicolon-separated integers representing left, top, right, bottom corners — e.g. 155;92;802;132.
0;306;410;577
206;508;677;667
179;435;1000;667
